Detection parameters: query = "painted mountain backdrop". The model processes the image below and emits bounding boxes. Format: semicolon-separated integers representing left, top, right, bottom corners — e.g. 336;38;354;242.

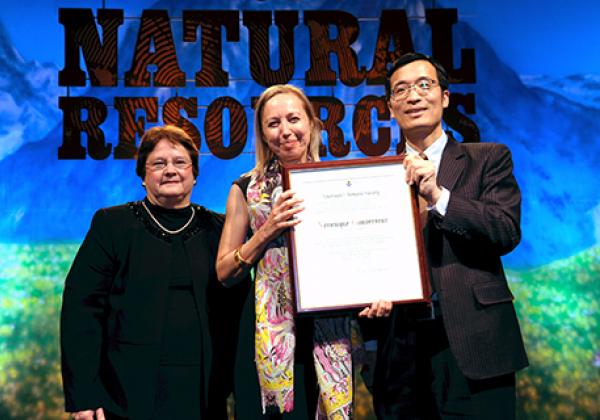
0;20;62;160
0;1;599;418
521;74;600;110
0;0;598;269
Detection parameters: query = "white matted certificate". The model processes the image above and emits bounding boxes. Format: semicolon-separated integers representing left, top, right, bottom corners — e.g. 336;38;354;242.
283;156;431;313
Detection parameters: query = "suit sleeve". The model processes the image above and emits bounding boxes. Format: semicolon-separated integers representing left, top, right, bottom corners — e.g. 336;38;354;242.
438;144;521;256
60;209;116;411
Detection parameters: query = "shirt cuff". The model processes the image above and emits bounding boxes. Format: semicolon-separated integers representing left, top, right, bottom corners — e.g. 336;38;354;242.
427;187;450;217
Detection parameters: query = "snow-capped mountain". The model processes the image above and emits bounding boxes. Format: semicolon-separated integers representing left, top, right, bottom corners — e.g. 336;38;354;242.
0;19;62;160
521;74;600;110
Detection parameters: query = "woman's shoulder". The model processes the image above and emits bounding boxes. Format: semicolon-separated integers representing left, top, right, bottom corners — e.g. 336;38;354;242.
82;203;140;247
191;204;225;233
90;202;137;223
232;174;252;197
89;202;165;240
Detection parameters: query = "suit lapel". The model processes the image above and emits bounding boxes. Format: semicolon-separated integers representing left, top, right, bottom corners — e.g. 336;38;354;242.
437;134;465;191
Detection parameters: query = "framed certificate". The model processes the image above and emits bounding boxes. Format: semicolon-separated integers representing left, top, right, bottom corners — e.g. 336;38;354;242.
283;155;431;313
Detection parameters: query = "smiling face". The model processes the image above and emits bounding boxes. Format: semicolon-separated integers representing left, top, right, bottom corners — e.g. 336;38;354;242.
388;60;450;147
260;92;312;165
143;139;195;208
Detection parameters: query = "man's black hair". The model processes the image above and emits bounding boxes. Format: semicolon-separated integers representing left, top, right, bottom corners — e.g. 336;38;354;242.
385;52;449;101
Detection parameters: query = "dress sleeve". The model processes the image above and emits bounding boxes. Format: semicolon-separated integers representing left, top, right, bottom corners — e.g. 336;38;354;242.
60;209;116;411
233;175;251;201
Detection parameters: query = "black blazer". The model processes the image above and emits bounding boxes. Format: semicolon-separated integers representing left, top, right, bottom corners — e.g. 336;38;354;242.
425;135;528;379
376;135;528;381
60;202;248;418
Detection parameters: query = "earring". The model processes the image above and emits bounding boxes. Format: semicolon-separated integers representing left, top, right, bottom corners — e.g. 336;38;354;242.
142;181;146;187
193;180;197;185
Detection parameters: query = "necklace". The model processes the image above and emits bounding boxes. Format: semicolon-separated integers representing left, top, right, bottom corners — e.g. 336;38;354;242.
141;200;196;235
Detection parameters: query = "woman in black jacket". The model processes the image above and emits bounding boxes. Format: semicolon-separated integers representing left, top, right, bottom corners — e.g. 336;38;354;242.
60;125;248;419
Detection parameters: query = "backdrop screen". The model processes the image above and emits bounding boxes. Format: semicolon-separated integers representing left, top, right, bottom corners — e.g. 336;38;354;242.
0;0;598;418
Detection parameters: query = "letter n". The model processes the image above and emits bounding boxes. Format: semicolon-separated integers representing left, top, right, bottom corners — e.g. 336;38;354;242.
58;8;123;86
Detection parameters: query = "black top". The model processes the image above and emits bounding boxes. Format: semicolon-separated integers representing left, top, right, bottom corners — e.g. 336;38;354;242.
143;198;194;232
143;198;193;289
234;175;251;198
60;201;250;419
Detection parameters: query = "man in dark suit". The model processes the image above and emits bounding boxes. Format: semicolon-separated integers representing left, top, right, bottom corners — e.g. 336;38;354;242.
370;52;528;419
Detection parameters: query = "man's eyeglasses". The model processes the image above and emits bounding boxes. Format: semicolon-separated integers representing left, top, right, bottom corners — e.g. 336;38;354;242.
146;159;192;172
390;78;438;101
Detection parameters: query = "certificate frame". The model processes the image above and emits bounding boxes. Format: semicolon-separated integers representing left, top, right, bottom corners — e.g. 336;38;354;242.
283;155;431;313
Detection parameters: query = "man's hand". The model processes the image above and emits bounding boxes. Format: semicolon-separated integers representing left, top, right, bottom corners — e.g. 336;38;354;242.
358;300;393;318
71;408;105;420
403;154;442;206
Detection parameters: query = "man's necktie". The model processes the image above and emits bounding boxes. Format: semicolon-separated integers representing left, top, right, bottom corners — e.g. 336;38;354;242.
417;152;429;228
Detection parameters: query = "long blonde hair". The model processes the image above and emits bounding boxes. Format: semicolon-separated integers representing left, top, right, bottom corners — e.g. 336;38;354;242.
252;84;322;174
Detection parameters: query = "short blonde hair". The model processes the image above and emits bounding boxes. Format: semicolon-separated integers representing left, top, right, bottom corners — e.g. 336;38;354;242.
252;84;322;174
